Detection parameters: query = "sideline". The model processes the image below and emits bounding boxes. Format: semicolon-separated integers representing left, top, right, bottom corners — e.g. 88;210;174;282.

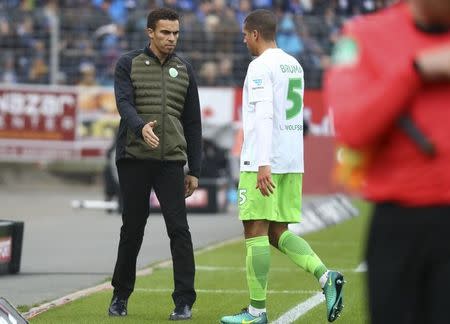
23;236;242;320
271;292;324;324
135;288;320;295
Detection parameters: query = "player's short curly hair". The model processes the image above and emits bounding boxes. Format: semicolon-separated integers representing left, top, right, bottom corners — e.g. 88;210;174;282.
244;9;277;41
147;8;179;30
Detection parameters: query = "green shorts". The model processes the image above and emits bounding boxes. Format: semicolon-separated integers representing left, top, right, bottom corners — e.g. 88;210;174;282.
238;172;303;223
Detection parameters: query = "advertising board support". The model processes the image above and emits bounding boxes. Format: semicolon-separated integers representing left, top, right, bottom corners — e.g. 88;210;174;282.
149;178;229;214
0;220;24;275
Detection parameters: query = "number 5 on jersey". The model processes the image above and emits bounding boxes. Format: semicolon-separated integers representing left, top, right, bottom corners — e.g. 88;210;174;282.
286;78;303;120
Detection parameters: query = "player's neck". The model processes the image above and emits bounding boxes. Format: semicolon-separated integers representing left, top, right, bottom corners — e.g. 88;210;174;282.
256;42;277;56
149;44;170;64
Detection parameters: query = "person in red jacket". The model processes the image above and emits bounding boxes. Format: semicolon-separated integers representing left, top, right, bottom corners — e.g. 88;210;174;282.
325;0;450;323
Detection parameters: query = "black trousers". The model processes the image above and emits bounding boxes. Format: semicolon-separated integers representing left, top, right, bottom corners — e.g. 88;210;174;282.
112;159;196;307
366;203;450;324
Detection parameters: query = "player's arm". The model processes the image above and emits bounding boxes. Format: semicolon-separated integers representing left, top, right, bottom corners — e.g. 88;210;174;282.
247;63;275;196
325;28;421;148
255;100;275;196
181;61;202;197
181;60;202;180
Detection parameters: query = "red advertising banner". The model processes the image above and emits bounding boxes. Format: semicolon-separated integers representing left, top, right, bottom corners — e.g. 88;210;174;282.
0;84;120;162
0;84;338;194
150;189;209;209
0;85;77;141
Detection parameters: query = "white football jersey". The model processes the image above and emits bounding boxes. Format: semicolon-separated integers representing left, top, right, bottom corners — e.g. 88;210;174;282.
240;48;304;173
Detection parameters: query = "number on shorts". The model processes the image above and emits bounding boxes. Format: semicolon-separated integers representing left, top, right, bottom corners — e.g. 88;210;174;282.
239;189;247;205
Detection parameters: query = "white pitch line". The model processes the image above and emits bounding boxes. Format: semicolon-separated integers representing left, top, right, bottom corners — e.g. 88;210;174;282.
164;265;365;273
270;262;363;323
271;292;325;324
191;265;294;272
135;288;320;295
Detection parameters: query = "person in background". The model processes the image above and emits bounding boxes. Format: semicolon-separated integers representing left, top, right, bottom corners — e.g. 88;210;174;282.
77;62;98;86
108;7;202;321
220;9;345;324
325;1;450;323
198;60;218;86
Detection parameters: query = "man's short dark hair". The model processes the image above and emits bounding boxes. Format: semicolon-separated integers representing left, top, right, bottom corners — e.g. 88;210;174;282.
244;9;277;41
147;8;179;29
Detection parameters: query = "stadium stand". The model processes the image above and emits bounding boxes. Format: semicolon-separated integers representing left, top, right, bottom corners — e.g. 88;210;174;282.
0;0;396;88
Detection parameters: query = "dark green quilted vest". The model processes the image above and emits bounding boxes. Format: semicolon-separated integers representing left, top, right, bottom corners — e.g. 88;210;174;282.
126;54;190;161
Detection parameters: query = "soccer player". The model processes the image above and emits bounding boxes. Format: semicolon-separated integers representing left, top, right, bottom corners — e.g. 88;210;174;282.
326;1;450;323
220;9;345;324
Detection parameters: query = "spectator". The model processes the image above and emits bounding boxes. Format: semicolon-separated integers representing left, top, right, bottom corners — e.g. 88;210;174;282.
0;55;18;84
215;6;241;54
203;14;220;56
297;24;329;88
92;0;127;25
28;40;49;83
77;62;98;86
216;56;236;86
196;0;213;24
0;19;19;58
333;0;357;17
2;0;393;88
276;13;304;57
198;61;219;86
28;55;49;84
235;0;252;28
323;6;342;53
177;11;204;55
252;0;272;9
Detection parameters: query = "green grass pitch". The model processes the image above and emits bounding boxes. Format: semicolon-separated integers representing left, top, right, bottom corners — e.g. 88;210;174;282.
29;200;371;324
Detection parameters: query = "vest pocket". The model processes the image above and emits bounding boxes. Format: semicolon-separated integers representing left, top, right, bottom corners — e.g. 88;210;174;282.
163;114;187;160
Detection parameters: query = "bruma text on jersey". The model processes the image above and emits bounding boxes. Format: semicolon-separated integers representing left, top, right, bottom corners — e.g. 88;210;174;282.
279;64;302;74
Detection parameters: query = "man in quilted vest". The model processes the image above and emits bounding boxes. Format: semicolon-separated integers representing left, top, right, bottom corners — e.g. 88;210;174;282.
108;7;202;321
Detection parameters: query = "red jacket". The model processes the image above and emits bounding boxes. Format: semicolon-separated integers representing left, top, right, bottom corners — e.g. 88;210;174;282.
325;3;450;206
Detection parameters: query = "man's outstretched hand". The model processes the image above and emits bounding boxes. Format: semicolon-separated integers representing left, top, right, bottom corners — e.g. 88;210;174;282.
142;120;159;148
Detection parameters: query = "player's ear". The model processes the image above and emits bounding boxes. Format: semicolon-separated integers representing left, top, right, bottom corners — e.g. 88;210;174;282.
147;28;154;39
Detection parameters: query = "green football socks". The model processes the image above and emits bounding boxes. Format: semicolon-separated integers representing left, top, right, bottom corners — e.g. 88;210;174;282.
245;236;270;309
278;230;327;280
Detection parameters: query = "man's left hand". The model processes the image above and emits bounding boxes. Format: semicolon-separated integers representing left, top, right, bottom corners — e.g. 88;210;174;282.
184;175;199;198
